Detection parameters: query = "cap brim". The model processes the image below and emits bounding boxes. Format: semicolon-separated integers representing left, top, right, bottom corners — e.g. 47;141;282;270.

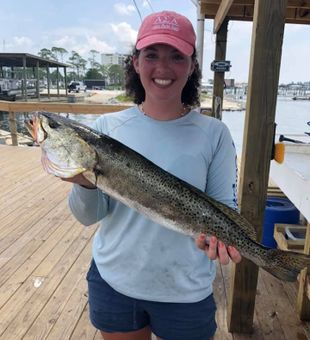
136;34;194;56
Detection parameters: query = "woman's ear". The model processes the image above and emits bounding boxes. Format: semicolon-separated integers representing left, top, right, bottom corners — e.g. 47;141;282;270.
189;60;195;77
133;55;139;74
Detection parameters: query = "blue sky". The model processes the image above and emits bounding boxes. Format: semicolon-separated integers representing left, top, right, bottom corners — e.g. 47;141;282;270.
1;0;309;83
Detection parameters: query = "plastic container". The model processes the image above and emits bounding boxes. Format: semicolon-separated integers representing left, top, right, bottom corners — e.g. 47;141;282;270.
262;197;300;248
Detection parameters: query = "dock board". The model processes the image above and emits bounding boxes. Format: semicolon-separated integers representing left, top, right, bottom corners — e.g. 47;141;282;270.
0;145;310;339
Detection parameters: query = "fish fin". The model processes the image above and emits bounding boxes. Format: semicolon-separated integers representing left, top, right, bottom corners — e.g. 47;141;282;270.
206;197;257;240
262;249;310;282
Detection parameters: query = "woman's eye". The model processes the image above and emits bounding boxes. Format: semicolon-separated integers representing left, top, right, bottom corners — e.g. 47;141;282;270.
172;54;185;61
145;53;157;60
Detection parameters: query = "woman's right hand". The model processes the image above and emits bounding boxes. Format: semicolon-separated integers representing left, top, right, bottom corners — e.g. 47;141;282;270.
61;173;97;189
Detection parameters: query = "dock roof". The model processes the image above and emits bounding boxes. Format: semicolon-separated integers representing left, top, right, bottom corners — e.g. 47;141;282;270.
200;0;310;32
0;53;69;68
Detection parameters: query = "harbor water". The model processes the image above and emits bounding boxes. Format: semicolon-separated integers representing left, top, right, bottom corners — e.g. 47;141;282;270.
0;97;309;153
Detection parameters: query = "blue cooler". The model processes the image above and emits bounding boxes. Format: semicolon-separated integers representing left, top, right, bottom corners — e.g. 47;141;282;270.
262;197;299;248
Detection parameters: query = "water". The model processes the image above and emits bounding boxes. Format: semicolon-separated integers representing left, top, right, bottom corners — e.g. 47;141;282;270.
222;97;310;154
1;97;309;153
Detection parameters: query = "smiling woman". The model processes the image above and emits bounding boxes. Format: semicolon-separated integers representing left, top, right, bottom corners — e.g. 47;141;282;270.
64;10;241;340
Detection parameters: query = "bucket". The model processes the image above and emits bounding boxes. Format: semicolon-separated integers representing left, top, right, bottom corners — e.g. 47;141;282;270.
262;197;299;248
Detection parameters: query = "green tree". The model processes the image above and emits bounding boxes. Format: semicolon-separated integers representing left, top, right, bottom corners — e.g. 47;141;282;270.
68;51;87;79
38;48;55;60
51;47;68;62
85;68;103;79
88;49;100;69
108;64;124;87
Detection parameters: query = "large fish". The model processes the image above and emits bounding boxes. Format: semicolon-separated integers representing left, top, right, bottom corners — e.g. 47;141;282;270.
25;112;310;282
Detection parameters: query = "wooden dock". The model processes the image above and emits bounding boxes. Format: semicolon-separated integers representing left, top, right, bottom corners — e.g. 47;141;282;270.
1;145;310;340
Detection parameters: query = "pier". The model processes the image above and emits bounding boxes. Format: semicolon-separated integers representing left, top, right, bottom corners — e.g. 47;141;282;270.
0;144;309;339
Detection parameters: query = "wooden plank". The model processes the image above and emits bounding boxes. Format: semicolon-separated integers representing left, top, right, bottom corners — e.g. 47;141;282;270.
297;222;310;320
70;304;97;340
214;0;233;33
201;0;310;8
201;3;310;24
22;243;92;340
0;181;65;251
274;224;306;252
0;225;95;339
227;0;288;333
0;210;75;309
213;264;234;340
212;19;228;119
259;270;309;339
0;101;130;114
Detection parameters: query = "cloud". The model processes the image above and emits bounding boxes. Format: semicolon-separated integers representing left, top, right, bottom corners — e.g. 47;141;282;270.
111;22;137;51
114;3;136;16
4;36;33;52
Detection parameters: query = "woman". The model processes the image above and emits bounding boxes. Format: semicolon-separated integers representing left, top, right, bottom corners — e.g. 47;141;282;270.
66;10;241;340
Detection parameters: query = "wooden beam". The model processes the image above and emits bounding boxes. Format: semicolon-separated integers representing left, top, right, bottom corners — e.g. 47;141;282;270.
0;101;130;114
201;3;310;24
201;0;310;8
227;0;288;333
213;0;233;33
212;19;228;118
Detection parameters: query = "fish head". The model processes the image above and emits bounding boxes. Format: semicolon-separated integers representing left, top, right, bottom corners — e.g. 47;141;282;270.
25;112;98;178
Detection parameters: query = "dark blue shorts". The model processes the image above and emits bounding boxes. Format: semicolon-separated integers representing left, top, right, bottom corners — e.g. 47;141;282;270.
86;259;217;340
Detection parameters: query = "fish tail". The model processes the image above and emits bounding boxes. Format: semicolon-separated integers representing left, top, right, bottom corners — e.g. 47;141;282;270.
262;249;310;282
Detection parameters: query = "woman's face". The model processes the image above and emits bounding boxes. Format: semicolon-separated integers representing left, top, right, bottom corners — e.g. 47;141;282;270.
133;44;194;103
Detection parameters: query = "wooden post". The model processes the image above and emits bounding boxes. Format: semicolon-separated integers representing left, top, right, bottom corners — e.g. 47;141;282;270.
212;19;228;120
227;0;288;333
297;222;310;320
56;66;60;98
64;67;68;96
36;61;40;101
23;56;27;101
47;66;50;99
8;111;18;146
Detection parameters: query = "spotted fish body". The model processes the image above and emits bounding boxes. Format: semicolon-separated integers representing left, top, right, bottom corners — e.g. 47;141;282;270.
25;112;310;282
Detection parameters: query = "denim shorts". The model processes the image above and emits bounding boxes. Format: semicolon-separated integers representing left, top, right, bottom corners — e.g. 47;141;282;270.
86;259;217;340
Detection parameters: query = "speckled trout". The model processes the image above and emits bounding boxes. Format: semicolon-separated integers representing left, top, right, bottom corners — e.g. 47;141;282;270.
25;112;310;282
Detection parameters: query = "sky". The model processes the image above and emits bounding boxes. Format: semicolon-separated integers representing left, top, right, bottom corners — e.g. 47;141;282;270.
0;0;309;84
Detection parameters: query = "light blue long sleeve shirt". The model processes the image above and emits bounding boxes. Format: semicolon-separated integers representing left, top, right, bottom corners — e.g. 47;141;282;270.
69;106;237;303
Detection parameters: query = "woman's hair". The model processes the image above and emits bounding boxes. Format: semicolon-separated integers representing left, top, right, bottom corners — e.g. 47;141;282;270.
124;47;201;107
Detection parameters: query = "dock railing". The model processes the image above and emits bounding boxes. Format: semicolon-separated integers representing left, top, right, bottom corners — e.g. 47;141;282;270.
0;100;131;146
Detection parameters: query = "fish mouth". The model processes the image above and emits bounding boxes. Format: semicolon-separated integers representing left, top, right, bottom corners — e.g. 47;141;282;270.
25;115;47;143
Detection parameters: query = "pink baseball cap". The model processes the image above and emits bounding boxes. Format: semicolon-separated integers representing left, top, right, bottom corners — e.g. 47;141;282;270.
136;11;196;56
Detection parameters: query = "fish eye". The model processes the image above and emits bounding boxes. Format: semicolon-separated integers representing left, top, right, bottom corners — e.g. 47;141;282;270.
48;120;60;129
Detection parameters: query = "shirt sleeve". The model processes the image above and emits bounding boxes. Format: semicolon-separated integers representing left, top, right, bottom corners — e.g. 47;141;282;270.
205;124;238;209
68;116;110;226
68;184;110;226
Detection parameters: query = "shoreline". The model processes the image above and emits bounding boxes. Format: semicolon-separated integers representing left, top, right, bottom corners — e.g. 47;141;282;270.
37;89;245;112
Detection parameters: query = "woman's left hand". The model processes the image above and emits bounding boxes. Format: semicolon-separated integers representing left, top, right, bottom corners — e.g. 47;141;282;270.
195;234;242;265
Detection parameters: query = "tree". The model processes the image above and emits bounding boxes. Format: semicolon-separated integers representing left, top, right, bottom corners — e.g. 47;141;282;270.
85;68;103;79
108;64;124;87
51;47;68;62
38;48;55;60
68;51;87;79
88;49;100;69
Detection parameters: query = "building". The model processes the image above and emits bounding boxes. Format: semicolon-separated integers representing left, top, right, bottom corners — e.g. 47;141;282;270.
101;53;129;67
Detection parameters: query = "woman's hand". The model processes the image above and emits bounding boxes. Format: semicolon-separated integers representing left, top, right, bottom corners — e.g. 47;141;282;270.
61;173;97;189
195;234;242;265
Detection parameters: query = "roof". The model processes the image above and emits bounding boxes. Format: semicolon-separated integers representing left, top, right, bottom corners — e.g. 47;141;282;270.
0;53;69;68
200;0;310;25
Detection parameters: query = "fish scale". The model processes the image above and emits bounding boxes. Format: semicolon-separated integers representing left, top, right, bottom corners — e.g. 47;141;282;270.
25;112;310;282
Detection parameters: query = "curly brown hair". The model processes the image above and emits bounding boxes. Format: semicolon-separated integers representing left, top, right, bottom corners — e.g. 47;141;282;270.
124;47;201;107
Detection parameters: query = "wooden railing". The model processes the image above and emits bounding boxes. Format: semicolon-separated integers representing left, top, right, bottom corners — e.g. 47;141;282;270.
0;100;131;146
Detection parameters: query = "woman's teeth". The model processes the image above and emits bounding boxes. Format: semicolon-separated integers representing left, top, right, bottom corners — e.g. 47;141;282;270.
154;79;172;86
